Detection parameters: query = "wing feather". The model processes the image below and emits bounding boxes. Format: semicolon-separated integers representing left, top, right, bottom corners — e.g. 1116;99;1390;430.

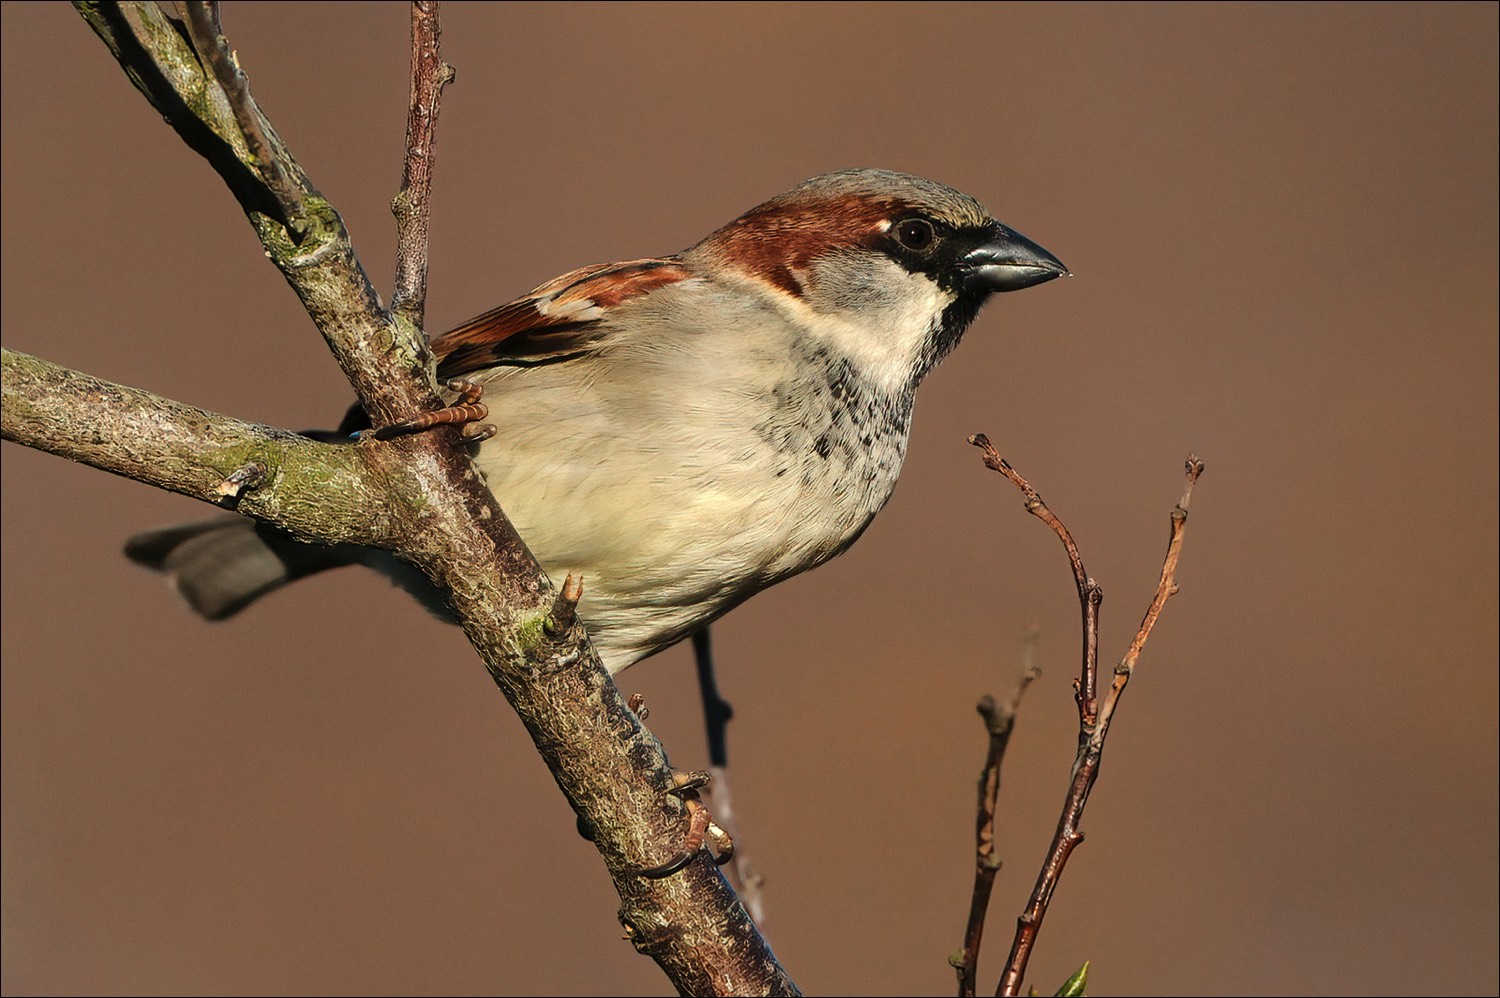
434;258;692;378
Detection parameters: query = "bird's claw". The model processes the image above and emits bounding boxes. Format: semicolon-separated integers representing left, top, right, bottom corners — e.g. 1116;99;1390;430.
370;378;495;441
638;769;735;879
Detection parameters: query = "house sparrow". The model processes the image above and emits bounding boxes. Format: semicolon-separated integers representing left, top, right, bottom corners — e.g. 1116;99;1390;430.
127;169;1067;674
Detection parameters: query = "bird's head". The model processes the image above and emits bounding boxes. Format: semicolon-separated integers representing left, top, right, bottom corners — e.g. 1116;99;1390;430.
685;168;1069;392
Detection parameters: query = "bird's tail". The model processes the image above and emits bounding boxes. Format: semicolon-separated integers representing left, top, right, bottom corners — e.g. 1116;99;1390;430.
124;518;360;620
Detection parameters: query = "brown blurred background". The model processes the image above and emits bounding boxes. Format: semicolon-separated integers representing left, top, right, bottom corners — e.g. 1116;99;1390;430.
3;3;1495;995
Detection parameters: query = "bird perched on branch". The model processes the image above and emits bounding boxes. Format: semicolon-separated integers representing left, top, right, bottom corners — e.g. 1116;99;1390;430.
127;169;1067;674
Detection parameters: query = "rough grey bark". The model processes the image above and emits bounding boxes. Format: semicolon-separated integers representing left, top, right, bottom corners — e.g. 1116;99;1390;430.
1;4;797;994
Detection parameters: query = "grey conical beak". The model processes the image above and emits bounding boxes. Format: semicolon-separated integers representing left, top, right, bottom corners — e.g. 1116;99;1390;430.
965;223;1070;293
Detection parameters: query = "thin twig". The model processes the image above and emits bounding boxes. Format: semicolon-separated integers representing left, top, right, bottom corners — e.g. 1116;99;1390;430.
705;763;766;924
180;1;304;229
1096;456;1203;734
969;434;1101;717
391;0;454;331
693;629;734;770
954;632;1041;998
691;628;767;921
969;435;1203;997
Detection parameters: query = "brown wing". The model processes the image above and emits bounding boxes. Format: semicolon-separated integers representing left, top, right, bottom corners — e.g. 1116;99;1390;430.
433;258;693;378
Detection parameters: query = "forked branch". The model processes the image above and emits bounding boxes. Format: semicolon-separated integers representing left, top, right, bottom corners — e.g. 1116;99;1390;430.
965;434;1203;997
1;5;797;994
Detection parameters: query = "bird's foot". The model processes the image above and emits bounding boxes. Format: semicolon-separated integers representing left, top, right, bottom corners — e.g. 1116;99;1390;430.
639;769;735;879
369;378;496;442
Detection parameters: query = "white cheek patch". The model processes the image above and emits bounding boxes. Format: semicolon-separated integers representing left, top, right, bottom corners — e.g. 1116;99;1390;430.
803;263;954;394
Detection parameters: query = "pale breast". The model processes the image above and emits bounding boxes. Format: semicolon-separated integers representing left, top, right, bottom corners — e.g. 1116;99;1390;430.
466;315;914;672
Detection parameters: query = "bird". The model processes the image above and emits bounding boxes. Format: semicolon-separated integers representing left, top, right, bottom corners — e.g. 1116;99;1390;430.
126;169;1068;675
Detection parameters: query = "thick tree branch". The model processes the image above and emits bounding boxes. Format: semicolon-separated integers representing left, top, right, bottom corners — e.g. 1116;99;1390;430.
4;4;802;994
0;349;392;548
4;342;797;998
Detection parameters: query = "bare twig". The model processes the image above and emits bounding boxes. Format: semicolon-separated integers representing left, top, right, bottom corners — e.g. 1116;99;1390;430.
705;763;766;924
690;628;767;923
968;435;1202;997
693;629;735;770
181;0;304;229
391;0;454;330
970;435;1101;716
1097;457;1203;734
953;632;1042;998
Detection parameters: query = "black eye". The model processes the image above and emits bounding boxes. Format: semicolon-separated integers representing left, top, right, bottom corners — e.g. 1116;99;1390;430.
895;217;936;251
